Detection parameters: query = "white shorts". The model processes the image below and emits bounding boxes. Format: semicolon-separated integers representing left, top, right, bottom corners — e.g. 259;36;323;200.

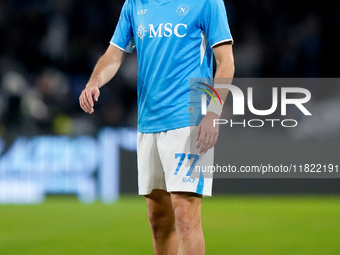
137;126;213;197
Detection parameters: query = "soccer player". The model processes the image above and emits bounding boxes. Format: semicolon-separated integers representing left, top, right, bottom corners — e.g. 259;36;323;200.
79;0;234;254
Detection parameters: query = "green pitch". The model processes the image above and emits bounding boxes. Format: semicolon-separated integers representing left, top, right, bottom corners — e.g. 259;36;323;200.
0;195;339;255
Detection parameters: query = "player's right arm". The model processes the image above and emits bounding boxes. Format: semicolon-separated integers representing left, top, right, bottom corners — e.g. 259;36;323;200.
79;45;126;114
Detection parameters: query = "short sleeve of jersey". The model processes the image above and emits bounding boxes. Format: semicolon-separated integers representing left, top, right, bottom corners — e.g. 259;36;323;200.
110;0;135;53
201;0;234;48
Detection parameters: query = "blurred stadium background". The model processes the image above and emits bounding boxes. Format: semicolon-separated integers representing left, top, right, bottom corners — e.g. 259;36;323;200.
0;0;340;254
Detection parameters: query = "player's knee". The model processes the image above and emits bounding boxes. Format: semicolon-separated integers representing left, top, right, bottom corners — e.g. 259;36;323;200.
173;205;200;238
148;210;175;239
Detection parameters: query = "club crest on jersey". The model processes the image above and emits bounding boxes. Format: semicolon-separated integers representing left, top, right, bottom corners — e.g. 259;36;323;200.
176;4;189;16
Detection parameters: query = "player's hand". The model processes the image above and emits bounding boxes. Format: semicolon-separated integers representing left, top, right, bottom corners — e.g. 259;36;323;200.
196;112;220;154
79;85;100;114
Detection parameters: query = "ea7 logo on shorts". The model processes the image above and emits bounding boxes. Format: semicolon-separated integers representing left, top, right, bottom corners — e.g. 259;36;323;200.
183;177;196;183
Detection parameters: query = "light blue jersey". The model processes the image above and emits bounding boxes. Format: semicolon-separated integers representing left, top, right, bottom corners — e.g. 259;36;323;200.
111;0;233;133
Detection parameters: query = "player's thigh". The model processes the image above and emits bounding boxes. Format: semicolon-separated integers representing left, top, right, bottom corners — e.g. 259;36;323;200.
137;132;166;195
145;189;175;227
171;192;202;226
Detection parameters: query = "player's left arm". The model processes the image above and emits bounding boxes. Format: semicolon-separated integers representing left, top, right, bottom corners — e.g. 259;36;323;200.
196;43;235;154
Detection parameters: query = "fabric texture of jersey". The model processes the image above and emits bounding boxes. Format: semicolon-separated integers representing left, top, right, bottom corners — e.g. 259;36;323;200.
111;0;233;133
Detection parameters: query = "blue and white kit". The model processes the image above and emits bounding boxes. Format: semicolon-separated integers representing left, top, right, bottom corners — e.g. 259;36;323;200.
111;0;233;196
